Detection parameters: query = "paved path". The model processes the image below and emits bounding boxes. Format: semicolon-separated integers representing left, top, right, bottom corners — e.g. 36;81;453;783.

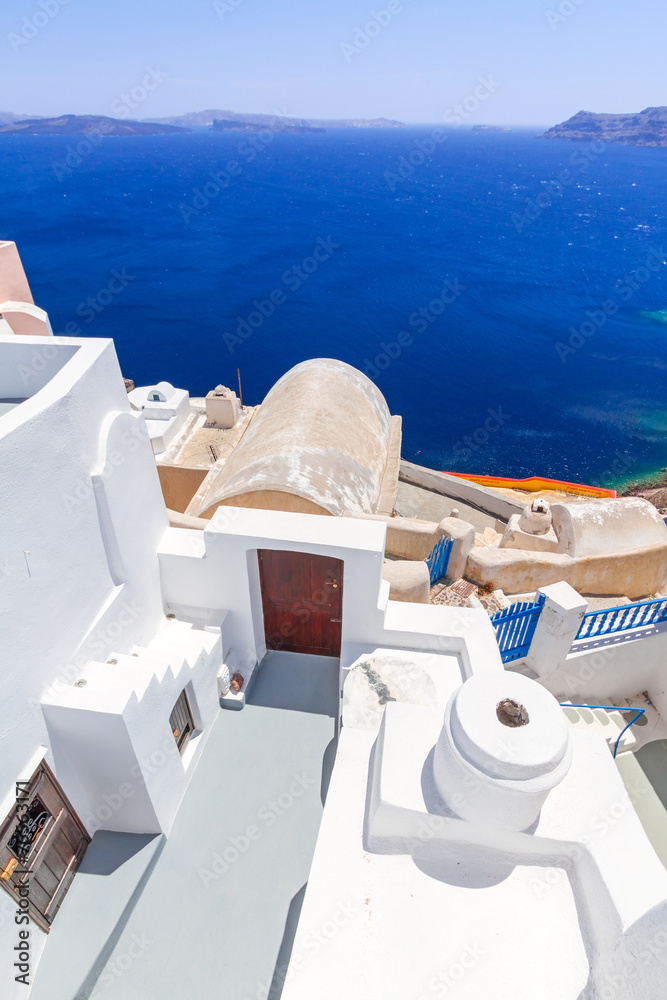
395;480;497;533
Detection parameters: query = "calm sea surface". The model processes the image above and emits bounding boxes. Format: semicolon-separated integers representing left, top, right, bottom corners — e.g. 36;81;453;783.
2;127;666;486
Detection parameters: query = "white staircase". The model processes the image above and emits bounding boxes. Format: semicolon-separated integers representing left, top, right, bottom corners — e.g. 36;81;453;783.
560;701;647;755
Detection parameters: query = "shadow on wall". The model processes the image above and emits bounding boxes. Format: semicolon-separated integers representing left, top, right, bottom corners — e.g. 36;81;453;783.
30;832;166;1000
635;740;667;811
267;882;308;1000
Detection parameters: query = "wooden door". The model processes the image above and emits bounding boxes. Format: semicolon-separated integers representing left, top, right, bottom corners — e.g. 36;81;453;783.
0;762;90;932
258;550;343;656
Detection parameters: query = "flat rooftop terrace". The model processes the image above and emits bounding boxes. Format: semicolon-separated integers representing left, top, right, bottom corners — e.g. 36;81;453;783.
31;651;339;1000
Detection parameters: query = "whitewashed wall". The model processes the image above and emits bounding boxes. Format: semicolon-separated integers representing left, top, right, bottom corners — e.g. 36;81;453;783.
0;334;169;993
157;506;504;685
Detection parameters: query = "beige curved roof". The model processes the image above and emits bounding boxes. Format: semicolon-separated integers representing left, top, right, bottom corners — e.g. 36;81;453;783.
196;358;393;518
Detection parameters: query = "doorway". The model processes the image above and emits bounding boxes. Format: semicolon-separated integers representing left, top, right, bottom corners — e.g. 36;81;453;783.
257;549;343;657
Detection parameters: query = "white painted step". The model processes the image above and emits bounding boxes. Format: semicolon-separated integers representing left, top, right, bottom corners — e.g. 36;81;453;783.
560;703;639;752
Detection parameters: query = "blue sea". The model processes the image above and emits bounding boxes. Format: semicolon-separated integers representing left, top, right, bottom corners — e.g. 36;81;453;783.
2;127;666;487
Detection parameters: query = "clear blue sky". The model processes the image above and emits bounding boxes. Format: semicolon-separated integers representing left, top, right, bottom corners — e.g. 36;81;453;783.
1;0;665;124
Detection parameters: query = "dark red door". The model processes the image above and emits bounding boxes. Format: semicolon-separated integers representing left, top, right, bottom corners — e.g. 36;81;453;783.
258;550;343;656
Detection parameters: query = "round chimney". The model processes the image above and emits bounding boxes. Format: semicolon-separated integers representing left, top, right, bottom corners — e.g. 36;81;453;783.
432;673;571;831
518;497;552;536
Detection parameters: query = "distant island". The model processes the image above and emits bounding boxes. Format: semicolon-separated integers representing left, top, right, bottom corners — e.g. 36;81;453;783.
541;107;667;146
211;118;324;134
0;109;405;134
148;109;405;130
0;115;190;136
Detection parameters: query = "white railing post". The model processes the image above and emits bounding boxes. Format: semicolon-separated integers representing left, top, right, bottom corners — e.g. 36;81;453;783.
523;582;589;688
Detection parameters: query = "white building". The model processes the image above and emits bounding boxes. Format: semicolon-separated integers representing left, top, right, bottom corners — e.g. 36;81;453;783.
1;244;666;1000
127;380;191;455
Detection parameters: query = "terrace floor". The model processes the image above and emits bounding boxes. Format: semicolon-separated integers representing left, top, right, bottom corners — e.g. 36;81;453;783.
32;651;339;1000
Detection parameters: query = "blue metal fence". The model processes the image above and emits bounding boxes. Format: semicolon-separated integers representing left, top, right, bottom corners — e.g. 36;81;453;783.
425;535;453;585
576;597;667;640
490;594;545;663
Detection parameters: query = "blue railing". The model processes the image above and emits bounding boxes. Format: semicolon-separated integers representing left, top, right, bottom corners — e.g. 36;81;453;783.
425;535;453;586
560;703;646;758
576;597;667;640
490;594;545;663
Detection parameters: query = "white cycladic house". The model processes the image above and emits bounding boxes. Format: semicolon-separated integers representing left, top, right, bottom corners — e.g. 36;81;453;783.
127;380;191;455
1;256;667;1000
0;333;218;989
0;325;495;989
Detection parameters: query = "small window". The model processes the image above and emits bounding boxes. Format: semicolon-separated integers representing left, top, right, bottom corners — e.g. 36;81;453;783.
152;393;160;401
0;762;90;932
8;797;51;860
169;689;195;754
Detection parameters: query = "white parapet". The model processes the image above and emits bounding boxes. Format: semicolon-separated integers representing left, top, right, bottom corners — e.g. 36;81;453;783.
281;687;667;1000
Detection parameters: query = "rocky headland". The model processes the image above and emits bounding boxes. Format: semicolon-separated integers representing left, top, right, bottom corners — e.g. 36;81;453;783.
541;107;667;146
